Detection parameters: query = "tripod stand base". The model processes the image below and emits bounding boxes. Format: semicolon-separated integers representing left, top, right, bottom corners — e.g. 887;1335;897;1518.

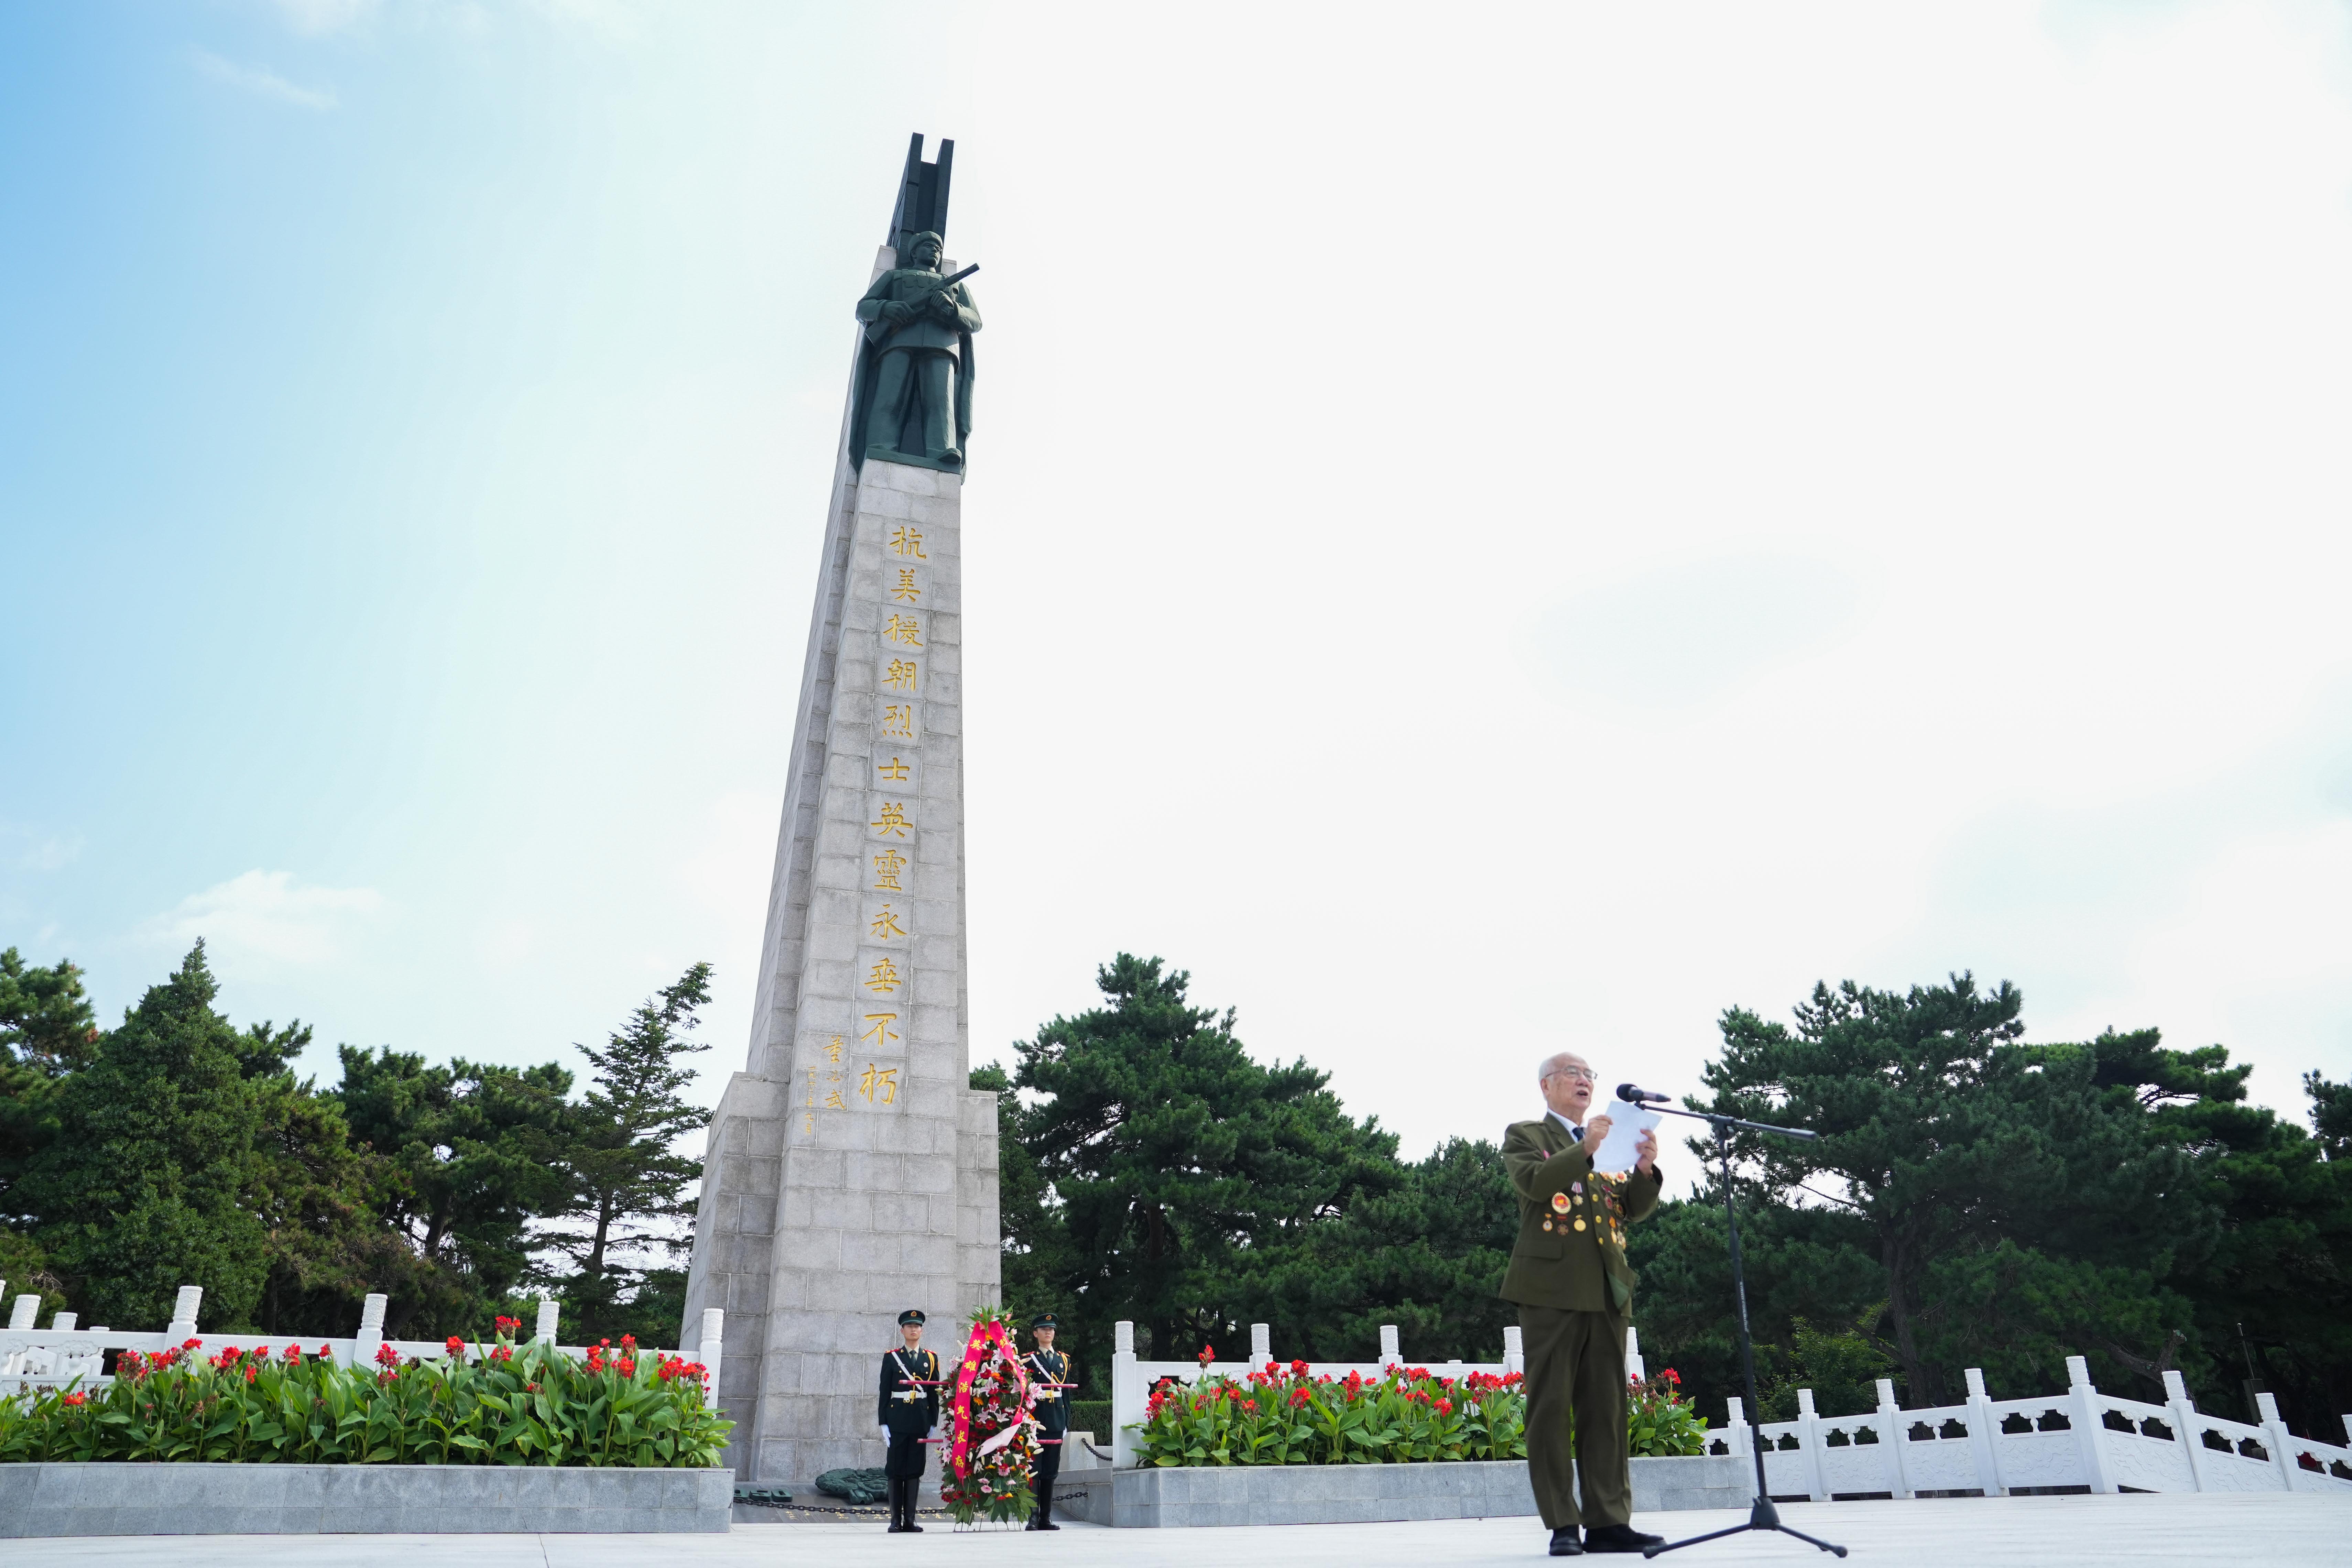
1642;1494;1847;1559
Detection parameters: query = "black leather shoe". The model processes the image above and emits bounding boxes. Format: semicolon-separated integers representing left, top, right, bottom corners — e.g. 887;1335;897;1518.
1549;1525;1585;1556
1584;1523;1665;1553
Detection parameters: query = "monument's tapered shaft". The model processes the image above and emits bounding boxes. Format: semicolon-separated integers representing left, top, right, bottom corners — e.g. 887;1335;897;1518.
680;144;998;1484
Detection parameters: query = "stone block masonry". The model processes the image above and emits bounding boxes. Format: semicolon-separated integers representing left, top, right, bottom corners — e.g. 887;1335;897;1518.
679;278;999;1484
0;1464;735;1536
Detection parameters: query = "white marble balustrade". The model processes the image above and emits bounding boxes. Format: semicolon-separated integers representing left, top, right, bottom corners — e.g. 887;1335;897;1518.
0;1280;724;1405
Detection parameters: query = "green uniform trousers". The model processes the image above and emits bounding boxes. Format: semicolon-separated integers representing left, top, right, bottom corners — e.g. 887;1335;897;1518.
1519;1303;1630;1531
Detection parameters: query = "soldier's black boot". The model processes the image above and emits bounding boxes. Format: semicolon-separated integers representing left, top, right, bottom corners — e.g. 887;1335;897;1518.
887;1478;910;1532
903;1481;924;1532
1034;1492;1059;1531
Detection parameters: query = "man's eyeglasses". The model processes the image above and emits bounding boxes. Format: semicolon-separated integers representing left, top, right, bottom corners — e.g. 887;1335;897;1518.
1545;1066;1598;1083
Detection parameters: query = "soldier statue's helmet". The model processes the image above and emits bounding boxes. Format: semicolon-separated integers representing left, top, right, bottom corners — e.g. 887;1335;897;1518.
898;1309;926;1326
1031;1314;1058;1329
901;231;944;265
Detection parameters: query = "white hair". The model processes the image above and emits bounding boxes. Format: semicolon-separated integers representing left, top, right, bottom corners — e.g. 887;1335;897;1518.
1537;1051;1588;1082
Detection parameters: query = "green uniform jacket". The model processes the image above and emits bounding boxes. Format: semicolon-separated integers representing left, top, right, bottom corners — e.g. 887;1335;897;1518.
1498;1115;1663;1315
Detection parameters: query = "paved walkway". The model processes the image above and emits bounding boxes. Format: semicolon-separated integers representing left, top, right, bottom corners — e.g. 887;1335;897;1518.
6;1492;2348;1566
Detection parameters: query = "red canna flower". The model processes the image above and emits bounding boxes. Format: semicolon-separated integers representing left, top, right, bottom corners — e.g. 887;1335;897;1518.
1290;1359;1309;1377
62;1391;87;1407
375;1344;402;1368
1436;1398;1453;1416
1196;1343;1215;1367
619;1333;637;1350
617;1358;637;1378
445;1336;466;1358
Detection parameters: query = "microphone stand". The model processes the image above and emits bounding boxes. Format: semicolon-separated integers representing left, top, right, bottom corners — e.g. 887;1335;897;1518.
1640;1101;1847;1561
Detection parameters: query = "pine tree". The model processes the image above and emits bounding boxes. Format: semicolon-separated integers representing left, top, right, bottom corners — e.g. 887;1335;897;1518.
18;943;269;1329
543;963;714;1342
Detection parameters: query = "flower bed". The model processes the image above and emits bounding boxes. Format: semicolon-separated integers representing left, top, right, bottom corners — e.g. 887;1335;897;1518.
1131;1353;1705;1467
0;1319;728;1468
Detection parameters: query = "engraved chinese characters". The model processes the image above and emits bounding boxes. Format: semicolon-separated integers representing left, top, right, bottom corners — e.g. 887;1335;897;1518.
796;510;943;1141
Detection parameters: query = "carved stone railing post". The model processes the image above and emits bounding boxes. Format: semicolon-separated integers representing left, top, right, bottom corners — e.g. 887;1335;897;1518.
2065;1356;2117;1494
1502;1325;1524;1379
8;1294;39;1330
353;1293;387;1368
2163;1369;2210;1492
1250;1323;1271;1365
1794;1387;1828;1501
1111;1321;1140;1470
1625;1325;1645;1382
1724;1396;1751;1462
165;1285;202;1342
2256;1393;2299;1490
696;1307;725;1403
1378;1324;1400;1371
1873;1378;1912;1498
1964;1368;2005;1495
51;1311;76;1331
534;1296;560;1344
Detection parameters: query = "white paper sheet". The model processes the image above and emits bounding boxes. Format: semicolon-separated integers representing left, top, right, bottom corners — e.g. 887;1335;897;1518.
1591;1099;1661;1173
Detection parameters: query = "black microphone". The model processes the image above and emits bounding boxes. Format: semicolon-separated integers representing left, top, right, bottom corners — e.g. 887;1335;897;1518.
1615;1084;1671;1105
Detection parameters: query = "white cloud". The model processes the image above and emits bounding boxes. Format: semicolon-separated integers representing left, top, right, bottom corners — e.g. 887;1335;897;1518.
1;823;82;873
192;49;338;111
265;0;380;36
135;871;384;969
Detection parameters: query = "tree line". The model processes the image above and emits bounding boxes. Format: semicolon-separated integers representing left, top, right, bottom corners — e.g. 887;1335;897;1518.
988;957;2352;1442
0;942;714;1346
8;939;2348;1444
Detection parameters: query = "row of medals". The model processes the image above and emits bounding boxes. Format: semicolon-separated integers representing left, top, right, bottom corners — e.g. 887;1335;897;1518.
1542;1176;1624;1243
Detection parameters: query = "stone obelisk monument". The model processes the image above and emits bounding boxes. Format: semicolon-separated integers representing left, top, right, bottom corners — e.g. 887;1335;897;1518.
682;133;1000;1484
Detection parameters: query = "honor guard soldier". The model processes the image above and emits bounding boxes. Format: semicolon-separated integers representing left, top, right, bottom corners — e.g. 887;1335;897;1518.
877;1309;941;1533
1023;1314;1071;1531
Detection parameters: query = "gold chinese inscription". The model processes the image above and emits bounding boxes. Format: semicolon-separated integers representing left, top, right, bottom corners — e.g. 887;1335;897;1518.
876;755;911;782
871;801;912;838
892;568;922;602
859;1063;900;1104
881;704;915;740
871;848;907;891
884;658;919;691
862;1012;900;1050
865;955;903;994
883;613;923;648
889;525;926;559
870;904;907;940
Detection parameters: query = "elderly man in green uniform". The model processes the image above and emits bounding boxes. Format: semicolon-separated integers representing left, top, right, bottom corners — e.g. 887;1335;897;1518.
1023;1314;1071;1532
876;1308;941;1534
1502;1051;1665;1556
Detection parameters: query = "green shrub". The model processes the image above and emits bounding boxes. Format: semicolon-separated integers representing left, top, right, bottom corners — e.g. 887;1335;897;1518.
0;1324;729;1467
1067;1398;1111;1437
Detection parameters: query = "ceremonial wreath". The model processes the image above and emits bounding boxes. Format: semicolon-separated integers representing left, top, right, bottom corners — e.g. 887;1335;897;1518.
939;1306;1042;1523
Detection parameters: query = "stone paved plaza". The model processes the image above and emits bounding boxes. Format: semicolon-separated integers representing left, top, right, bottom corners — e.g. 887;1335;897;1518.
4;1493;2349;1566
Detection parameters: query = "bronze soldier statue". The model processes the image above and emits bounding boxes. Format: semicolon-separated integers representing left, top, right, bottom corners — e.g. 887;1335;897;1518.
851;231;980;471
1023;1314;1071;1531
876;1308;941;1533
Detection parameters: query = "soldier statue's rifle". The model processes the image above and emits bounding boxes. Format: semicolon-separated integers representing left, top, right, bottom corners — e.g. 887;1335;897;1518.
863;263;979;345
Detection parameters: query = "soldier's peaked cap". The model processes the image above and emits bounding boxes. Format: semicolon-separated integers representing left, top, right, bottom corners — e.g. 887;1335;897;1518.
898;1309;925;1326
1032;1314;1058;1328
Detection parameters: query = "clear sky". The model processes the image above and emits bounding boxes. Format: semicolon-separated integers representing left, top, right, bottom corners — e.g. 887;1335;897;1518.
4;2;2351;1183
